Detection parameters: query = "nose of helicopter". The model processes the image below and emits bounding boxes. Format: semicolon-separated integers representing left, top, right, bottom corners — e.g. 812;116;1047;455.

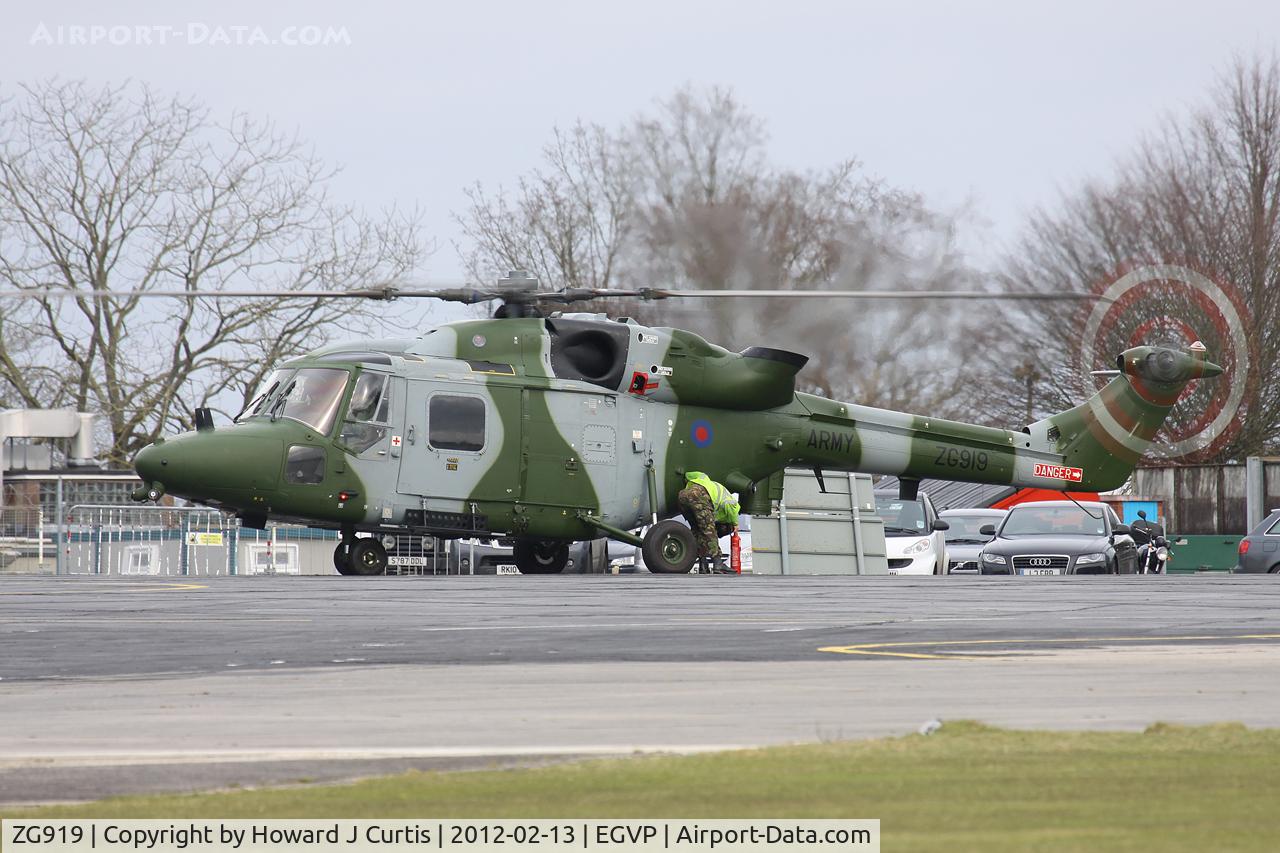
133;442;163;484
133;431;284;501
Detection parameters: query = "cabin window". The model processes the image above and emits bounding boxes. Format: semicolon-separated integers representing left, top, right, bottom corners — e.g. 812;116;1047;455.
339;372;390;454
428;394;485;452
285;445;326;485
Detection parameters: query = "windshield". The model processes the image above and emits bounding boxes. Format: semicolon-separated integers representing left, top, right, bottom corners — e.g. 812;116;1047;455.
1001;506;1107;537
943;514;1000;543
235;369;291;423
272;368;349;434
875;495;927;537
338;371;391;454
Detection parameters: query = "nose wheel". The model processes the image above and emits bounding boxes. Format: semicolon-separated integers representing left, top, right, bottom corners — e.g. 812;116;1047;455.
334;536;388;576
513;540;569;574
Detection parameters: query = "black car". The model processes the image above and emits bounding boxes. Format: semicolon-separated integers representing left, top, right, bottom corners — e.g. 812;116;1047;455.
978;500;1139;575
1234;509;1280;573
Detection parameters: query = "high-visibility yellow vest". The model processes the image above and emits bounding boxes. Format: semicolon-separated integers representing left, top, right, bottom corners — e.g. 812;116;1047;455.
685;471;740;525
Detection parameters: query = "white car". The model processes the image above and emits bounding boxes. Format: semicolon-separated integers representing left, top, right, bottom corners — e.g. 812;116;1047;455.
874;490;949;575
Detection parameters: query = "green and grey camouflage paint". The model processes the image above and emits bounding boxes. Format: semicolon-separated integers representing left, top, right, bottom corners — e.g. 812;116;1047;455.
134;314;1222;543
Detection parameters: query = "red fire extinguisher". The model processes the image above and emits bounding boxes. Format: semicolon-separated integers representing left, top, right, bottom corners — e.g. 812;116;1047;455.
730;530;742;574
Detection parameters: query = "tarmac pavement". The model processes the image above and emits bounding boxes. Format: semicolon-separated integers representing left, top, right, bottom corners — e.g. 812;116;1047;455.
2;573;1278;806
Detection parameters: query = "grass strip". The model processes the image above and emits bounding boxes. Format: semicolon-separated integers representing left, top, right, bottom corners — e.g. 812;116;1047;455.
6;722;1279;852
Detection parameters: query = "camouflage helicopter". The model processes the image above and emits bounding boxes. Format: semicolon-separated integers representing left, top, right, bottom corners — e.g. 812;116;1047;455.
6;271;1223;574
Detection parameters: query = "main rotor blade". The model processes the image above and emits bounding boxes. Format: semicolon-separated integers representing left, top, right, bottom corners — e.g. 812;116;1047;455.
0;286;1114;304
627;289;1116;303
0;286;500;303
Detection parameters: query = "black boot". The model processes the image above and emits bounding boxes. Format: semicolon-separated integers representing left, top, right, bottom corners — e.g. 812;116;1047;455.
712;555;735;574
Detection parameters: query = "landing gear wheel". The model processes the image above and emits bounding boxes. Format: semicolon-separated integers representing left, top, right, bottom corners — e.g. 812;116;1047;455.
643;520;697;574
333;541;354;576
347;538;388;576
514;540;568;574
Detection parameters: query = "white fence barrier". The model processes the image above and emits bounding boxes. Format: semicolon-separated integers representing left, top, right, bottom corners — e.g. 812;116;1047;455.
56;505;341;576
2;505;605;576
1;507;46;573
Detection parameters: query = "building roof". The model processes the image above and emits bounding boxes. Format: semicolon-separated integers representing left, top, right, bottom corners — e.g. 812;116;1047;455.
874;476;1017;511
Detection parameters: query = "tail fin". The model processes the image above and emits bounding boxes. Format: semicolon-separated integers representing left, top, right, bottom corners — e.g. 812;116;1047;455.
1026;342;1223;491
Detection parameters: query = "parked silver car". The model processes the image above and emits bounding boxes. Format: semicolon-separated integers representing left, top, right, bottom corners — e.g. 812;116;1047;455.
383;534;605;575
452;537;606;575
939;508;1007;574
1234;510;1280;573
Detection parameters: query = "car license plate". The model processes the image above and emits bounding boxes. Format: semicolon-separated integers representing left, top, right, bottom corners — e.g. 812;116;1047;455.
388;555;429;567
496;564;520;575
1019;567;1060;576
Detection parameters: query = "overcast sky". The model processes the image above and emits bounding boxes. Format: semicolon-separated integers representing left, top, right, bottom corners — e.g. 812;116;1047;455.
5;0;1278;288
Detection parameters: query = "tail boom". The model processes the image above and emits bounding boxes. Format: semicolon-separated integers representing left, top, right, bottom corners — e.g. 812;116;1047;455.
786;344;1222;494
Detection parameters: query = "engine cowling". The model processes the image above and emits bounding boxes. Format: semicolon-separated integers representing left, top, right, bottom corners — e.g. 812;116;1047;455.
664;336;809;410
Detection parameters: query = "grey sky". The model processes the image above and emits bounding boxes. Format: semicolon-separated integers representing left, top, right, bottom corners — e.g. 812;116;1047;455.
5;0;1278;290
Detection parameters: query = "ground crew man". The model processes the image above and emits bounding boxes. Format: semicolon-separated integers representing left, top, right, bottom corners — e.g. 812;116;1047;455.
677;471;740;574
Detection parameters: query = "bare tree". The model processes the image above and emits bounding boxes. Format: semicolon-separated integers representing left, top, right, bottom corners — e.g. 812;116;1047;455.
0;80;423;464
457;122;636;291
457;85;992;416
1000;54;1280;459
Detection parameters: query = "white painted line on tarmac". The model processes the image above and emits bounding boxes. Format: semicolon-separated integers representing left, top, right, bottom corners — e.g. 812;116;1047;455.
0;583;208;595
412;615;1023;633
819;632;1280;660
417;623;686;631
0;618;314;624
0;744;755;769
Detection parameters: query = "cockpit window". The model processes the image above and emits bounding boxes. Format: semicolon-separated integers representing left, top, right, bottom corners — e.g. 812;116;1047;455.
273;368;348;435
338;372;390;454
235;369;291;423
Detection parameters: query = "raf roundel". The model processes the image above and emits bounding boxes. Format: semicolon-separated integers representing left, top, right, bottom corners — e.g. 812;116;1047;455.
691;419;714;448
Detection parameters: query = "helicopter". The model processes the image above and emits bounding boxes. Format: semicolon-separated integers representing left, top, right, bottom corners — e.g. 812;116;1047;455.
4;271;1223;575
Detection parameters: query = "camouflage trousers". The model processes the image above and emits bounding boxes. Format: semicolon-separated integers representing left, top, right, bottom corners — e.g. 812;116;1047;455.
678;485;733;558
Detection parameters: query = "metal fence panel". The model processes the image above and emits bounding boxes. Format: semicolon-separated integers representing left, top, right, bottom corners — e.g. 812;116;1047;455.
54;505;340;576
1220;465;1248;534
1132;461;1280;536
0;507;48;573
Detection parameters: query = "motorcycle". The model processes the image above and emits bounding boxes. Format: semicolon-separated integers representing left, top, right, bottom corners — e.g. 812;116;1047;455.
1131;510;1171;575
1137;534;1171;574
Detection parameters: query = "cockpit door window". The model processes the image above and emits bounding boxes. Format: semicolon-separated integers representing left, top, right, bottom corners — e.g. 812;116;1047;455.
339;371;391;454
